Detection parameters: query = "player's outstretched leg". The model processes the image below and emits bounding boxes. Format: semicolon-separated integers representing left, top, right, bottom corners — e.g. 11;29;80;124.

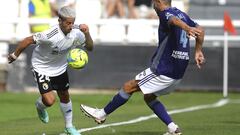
144;95;182;135
35;97;49;123
80;88;131;124
80;104;106;124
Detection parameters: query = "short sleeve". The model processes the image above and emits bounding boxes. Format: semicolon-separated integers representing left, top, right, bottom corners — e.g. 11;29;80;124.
159;11;175;29
156;8;175;22
33;31;51;45
76;31;86;47
165;11;175;22
187;16;198;27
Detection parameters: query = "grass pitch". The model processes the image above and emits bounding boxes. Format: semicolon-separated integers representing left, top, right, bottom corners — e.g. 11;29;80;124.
0;90;239;135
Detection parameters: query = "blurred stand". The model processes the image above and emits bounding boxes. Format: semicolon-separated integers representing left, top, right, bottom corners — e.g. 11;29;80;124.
50;0;76;17
172;0;188;13
28;0;53;33
103;0;126;18
127;0;157;19
0;43;9;92
7;53;27;92
0;0;19;92
0;0;19;41
183;0;190;13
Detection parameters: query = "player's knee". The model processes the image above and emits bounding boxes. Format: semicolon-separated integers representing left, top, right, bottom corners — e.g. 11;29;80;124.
144;94;156;103
123;80;138;94
57;90;70;103
123;81;132;92
43;97;55;107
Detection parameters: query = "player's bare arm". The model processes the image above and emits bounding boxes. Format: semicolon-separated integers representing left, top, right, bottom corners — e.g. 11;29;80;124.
194;25;205;69
168;16;201;38
8;36;35;63
79;24;93;51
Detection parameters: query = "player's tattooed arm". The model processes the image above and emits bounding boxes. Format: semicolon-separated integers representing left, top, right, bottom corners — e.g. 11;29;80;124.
8;36;35;63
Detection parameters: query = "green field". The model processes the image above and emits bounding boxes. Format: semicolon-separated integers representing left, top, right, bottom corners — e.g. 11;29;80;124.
0;91;240;135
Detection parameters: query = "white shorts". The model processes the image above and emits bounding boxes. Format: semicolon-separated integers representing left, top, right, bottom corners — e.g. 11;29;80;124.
135;68;181;96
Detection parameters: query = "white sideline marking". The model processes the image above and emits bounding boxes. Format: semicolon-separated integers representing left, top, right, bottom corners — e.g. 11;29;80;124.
229;99;240;104
76;99;229;133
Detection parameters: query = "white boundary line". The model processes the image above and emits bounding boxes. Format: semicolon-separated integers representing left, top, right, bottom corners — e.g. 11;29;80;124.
72;99;229;133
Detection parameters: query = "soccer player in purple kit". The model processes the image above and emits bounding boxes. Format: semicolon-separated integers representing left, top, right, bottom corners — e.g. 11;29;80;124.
80;0;205;134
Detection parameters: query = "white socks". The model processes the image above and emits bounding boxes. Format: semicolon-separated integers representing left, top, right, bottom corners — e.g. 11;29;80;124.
35;97;47;110
60;101;73;128
36;97;74;128
168;122;178;133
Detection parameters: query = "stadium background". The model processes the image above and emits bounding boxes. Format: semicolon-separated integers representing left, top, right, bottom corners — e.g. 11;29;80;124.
0;0;240;93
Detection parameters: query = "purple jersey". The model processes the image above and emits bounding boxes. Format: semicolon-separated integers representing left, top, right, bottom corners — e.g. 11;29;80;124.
150;7;198;79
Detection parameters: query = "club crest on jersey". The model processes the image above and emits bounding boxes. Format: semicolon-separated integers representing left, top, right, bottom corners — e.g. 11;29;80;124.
165;12;173;20
36;33;42;38
51;46;59;55
42;83;49;90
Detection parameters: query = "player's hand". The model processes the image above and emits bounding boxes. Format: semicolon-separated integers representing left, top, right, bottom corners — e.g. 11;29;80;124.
79;24;89;34
195;51;205;69
8;53;17;64
187;27;201;38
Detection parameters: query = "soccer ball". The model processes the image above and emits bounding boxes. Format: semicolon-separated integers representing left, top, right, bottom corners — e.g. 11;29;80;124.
67;48;88;69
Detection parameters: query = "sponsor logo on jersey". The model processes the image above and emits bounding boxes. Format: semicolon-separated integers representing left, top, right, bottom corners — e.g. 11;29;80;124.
171;50;189;60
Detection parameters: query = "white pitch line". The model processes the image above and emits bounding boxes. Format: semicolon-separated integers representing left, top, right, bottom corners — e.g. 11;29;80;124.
76;98;229;133
229;99;240;104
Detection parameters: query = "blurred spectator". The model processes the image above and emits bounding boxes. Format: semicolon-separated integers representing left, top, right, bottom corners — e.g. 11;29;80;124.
29;0;53;33
104;0;126;18
50;0;76;17
126;0;136;18
127;0;157;19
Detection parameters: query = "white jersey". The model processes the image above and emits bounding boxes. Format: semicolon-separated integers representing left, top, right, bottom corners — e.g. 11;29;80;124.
32;24;85;77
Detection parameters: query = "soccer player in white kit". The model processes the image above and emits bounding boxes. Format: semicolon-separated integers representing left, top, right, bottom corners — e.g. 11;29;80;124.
80;0;205;135
8;6;93;135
